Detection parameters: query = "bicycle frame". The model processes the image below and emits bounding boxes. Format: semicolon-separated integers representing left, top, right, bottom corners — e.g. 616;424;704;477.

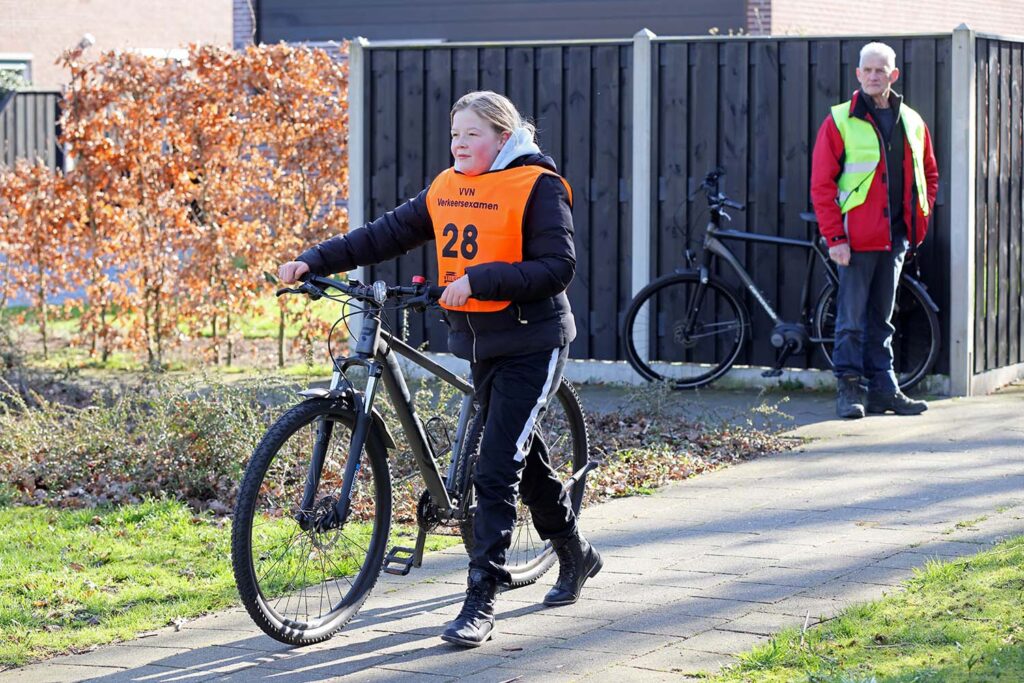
298;299;476;533
698;216;839;342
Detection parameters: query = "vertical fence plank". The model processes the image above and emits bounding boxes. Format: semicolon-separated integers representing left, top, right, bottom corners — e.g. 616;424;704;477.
368;49;400;317
975;39;989;374
932;37;953;373
779;40;812;363
590;45;621;361
986;42;999;372
750;41;781;368
686;41;719;364
424;49;453;352
506;47;534;117
618;44;633;361
997;43;1011;370
1011;44;1023;365
655;42;688;282
453;48;479;101
396;49;426;345
564;46;593;359
479;47;506;94
535;47;563;167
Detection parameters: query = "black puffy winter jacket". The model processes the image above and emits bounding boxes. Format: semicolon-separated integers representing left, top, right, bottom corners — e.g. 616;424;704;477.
296;153;577;362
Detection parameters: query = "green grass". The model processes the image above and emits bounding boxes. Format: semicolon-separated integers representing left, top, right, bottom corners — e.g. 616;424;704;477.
0;499;461;669
714;536;1024;682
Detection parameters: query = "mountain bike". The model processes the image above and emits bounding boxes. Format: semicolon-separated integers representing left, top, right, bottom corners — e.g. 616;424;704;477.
231;274;594;645
622;168;940;391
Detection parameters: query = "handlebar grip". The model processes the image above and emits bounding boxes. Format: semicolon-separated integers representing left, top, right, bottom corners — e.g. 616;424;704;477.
426;285;445;299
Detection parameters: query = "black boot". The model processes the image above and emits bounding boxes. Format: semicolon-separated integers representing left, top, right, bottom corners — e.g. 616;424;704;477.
836;375;866;419
867;389;928;415
441;569;498;647
543;531;603;606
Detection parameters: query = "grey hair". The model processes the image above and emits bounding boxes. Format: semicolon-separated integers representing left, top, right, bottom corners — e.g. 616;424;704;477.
859;42;897;69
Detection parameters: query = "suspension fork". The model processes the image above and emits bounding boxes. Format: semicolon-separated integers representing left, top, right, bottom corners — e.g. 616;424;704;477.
296;415;335;529
297;305;385;532
329;367;382;528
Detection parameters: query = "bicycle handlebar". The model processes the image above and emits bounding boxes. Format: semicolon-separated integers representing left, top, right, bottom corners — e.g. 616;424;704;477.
276;273;446;308
693;168;745;213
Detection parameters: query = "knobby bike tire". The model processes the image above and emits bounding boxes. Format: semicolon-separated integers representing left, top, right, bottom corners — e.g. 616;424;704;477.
459;378;591;587
623;273;749;389
813;277;941;392
232;398;392;645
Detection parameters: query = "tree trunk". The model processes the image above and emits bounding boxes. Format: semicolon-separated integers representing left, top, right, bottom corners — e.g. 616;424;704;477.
278;305;286;368
226;311;233;367
211;314;220;365
36;278;48;360
100;304;110;363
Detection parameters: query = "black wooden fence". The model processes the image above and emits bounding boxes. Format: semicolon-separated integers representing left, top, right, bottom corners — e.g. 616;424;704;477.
0;91;63;170
360;41;634;360
974;37;1023;375
358;35;953;370
651;36;952;372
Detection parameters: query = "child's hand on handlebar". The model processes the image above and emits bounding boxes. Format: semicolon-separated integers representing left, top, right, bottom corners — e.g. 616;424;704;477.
279;261;310;284
440;275;472;307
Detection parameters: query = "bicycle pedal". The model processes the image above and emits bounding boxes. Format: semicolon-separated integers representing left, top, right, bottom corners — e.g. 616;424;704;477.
383;546;417;576
761;368;784;378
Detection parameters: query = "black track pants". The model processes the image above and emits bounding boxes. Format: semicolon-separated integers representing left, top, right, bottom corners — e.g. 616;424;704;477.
468;345;576;583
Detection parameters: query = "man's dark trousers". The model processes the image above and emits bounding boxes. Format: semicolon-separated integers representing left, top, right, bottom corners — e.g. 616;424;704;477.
833;237;909;393
468;345;576;583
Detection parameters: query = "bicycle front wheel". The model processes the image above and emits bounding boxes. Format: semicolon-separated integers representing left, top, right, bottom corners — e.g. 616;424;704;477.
231;399;392;645
623;273;748;389
460;378;590;587
813;277;940;392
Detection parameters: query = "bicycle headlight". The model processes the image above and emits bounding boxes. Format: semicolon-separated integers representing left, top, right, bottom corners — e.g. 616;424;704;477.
372;280;388;304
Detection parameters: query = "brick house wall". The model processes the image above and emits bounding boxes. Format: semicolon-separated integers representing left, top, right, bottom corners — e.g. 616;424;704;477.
765;0;1024;37
0;0;232;90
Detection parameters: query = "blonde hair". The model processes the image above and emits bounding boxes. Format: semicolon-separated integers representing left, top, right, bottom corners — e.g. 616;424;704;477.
451;90;536;141
859;42;897;70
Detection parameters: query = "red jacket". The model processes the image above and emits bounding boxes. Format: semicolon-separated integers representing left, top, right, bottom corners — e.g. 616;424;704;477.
810;90;939;252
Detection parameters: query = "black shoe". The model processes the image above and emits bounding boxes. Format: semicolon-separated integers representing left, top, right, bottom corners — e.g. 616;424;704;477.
867;389;928;415
441;569;498;647
543;531;603;606
836;375;866;419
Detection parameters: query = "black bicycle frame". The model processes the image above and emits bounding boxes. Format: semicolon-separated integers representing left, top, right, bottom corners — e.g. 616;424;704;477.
699;217;839;336
299;301;476;529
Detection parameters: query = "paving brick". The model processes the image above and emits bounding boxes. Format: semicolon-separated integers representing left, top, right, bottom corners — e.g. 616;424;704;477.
678;627;769;655
606;610;725;638
554;629;682;656
718;610;815;636
494;644;627;676
627;642;737;676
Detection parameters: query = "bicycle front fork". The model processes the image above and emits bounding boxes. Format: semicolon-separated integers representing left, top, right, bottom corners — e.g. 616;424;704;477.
295;366;383;532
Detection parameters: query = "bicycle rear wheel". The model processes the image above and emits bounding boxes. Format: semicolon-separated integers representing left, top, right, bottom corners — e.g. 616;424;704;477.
813;277;940;392
232;399;392;645
623;273;748;389
460;379;590;587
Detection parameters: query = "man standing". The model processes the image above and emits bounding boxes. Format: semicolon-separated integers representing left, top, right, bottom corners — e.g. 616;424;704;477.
811;42;939;419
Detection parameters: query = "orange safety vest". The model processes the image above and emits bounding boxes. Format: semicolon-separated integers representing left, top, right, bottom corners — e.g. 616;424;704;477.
426;165;572;313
